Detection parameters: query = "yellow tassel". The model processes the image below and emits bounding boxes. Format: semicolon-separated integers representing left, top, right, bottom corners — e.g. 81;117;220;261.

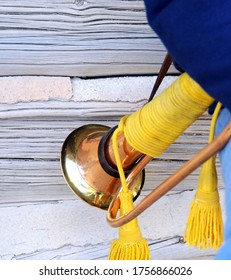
184;160;223;249
184;102;224;249
108;122;150;260
109;190;150;260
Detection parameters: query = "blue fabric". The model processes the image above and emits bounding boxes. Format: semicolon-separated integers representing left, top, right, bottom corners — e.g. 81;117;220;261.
143;0;231;111
214;108;231;260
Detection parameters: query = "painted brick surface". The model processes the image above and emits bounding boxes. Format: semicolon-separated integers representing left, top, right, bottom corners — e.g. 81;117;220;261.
0;77;72;104
72;76;177;102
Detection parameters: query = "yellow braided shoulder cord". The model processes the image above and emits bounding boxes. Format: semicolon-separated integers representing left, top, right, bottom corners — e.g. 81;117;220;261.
108;72;219;260
184;102;223;249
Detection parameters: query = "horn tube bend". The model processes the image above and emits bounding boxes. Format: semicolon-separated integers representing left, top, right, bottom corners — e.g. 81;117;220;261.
107;120;231;228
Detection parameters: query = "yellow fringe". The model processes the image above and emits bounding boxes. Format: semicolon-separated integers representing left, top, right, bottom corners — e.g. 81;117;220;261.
184;194;223;249
109;238;150;260
184;102;224;249
109;191;150;260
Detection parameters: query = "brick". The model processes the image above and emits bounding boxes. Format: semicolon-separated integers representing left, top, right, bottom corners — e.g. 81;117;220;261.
0;76;72;104
72;76;177;102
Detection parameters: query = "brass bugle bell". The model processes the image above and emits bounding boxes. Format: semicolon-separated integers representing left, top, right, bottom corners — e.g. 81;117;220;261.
60;124;145;210
60;53;173;212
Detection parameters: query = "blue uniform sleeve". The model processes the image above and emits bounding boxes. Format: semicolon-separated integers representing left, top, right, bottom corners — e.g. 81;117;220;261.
143;0;231;111
214;108;231;259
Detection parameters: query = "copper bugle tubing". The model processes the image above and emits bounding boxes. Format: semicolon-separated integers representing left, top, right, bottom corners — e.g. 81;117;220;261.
107;120;231;228
105;131;143;171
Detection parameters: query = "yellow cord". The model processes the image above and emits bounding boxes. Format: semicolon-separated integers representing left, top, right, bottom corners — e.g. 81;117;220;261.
112;116;130;193
209;102;222;143
123;73;214;157
110;119;151;260
109;73;218;259
184;102;223;249
112;73;214;196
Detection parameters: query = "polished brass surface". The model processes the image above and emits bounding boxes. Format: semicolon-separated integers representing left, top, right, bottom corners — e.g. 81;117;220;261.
61;124;144;210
